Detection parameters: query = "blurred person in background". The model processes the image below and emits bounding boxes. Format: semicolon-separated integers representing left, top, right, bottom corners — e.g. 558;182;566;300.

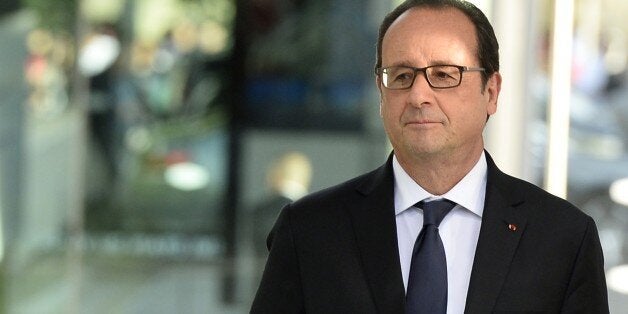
251;152;312;286
80;24;122;186
251;0;609;313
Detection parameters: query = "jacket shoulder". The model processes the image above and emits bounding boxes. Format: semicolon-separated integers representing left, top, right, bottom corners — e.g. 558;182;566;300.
495;170;591;224
289;166;382;211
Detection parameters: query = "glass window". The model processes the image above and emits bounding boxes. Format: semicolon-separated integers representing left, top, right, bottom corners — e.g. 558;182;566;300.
0;0;391;312
524;0;628;311
566;1;628;310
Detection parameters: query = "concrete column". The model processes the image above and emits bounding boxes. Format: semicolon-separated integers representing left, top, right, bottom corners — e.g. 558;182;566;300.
484;0;534;180
544;0;575;198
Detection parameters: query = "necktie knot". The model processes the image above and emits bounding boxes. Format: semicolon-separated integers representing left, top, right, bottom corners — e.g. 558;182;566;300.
417;199;456;227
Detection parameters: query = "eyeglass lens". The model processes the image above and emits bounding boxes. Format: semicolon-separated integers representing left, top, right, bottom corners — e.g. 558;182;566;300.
382;65;461;89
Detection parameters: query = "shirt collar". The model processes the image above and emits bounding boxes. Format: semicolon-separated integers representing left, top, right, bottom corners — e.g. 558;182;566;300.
392;152;487;218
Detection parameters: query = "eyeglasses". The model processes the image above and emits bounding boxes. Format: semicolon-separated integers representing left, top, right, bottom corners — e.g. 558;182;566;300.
376;65;485;90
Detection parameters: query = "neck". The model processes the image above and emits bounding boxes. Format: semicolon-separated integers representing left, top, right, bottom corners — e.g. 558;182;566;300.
396;147;484;196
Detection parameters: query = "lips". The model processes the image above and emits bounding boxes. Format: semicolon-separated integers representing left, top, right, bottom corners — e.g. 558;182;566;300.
405;119;442;125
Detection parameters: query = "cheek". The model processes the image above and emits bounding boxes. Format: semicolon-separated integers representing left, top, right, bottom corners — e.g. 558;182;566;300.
379;96;392;118
381;92;405;114
380;103;393;128
380;99;401;131
444;95;487;128
385;101;405;122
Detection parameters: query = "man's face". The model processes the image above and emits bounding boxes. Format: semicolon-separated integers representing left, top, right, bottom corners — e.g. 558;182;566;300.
378;7;501;163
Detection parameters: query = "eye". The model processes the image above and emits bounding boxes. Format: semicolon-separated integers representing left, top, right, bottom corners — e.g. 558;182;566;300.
394;72;413;82
431;68;456;80
427;66;461;86
387;67;413;82
382;66;416;88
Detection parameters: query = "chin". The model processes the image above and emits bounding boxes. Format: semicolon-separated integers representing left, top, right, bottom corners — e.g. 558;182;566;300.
403;144;443;157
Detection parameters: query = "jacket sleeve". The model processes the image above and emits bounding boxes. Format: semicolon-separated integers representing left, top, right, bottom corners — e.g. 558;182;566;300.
560;217;609;313
250;204;305;314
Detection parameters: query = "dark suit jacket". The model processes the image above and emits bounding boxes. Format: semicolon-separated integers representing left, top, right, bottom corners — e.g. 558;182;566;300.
251;153;609;313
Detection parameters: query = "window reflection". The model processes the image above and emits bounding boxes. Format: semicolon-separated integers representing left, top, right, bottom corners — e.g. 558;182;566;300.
563;1;628;310
2;0;388;312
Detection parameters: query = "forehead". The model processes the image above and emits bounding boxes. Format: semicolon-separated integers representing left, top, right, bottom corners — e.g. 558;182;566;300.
382;7;479;65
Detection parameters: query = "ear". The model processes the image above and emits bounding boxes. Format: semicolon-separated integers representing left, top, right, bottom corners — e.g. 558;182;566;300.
375;75;383;92
376;75;384;117
485;72;501;116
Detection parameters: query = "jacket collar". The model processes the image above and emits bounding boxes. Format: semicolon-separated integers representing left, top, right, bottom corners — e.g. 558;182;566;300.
350;153;406;313
464;152;527;313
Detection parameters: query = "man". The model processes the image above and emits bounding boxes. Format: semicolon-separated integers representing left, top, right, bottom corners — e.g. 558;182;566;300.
251;0;609;313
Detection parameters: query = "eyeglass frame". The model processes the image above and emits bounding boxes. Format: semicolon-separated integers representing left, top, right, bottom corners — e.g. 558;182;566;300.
375;65;485;90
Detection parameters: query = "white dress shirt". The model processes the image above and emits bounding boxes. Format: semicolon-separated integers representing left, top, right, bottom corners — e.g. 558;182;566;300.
393;152;487;314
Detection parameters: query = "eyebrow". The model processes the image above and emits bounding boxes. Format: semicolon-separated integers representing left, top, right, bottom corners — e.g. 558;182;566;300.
383;59;458;68
430;60;456;66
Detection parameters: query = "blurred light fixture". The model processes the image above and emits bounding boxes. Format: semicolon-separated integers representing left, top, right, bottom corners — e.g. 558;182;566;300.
164;162;210;191
78;33;120;77
609;177;628;207
607;264;628;295
125;127;152;153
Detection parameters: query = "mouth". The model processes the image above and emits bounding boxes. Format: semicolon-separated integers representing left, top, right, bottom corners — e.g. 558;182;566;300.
405;119;442;126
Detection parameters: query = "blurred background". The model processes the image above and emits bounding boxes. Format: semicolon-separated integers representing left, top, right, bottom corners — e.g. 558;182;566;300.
0;0;627;312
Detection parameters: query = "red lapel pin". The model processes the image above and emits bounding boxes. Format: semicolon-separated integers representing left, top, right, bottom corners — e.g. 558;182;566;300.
508;223;517;232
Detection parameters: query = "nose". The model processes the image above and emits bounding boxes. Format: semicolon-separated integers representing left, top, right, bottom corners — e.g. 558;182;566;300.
406;71;433;107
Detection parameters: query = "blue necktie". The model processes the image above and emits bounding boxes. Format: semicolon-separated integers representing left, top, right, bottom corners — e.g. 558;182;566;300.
405;199;456;314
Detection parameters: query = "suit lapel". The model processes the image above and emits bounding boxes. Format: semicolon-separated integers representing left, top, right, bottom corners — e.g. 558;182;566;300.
348;156;406;314
464;153;527;313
